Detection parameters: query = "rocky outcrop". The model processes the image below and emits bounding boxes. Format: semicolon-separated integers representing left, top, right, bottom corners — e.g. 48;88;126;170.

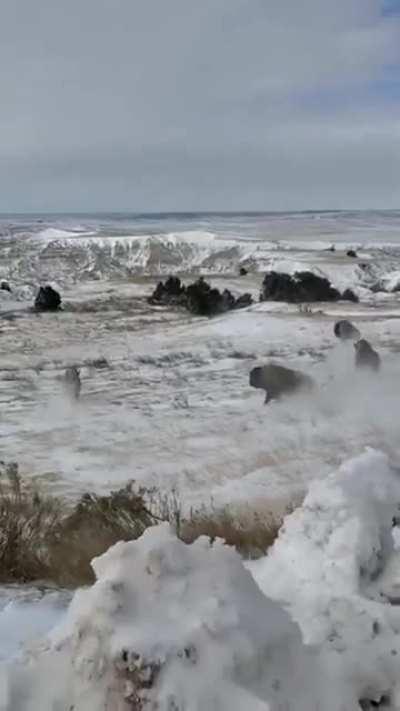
249;363;315;404
354;339;381;372
334;320;361;341
34;285;62;311
341;288;359;303
259;271;358;303
148;276;253;316
0;280;11;292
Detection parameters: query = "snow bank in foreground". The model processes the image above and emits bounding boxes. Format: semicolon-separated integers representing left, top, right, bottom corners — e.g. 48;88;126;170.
1;525;334;711
3;450;400;710
250;449;400;708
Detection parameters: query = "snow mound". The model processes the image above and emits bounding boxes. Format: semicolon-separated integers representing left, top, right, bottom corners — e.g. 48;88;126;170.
2;524;333;711
251;449;400;708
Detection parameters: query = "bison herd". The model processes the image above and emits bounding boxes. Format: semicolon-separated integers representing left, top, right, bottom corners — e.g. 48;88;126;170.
249;319;381;405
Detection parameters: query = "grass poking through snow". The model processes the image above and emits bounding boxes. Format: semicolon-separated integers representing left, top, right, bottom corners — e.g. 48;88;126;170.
179;507;283;559
0;462;61;583
0;462;288;587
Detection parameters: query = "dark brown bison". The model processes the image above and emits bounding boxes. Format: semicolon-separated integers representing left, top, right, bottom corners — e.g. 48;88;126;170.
354;339;380;372
249;363;315;404
334;320;361;341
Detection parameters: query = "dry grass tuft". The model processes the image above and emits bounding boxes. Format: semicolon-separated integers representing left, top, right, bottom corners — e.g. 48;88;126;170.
0;463;159;586
0;463;289;586
0;461;61;583
49;483;158;586
180;506;286;559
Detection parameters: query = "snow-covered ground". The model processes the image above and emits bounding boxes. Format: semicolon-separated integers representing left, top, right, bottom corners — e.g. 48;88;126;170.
1;274;400;510
1;212;400;707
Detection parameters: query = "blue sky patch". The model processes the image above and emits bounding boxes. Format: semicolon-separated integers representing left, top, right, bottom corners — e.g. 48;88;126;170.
382;0;400;15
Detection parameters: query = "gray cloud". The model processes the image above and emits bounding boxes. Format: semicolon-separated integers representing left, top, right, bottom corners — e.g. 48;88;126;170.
0;0;399;211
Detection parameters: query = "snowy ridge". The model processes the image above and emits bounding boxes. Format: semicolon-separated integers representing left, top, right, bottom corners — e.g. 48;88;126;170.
0;218;397;296
32;230;279;277
20;228;400;294
4;450;400;709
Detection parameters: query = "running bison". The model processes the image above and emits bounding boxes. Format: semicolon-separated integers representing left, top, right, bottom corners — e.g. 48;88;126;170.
354;340;381;372
334;320;361;341
249;363;315;404
63;366;81;400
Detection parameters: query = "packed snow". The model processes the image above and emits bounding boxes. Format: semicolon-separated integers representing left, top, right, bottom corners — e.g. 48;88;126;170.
248;449;400;710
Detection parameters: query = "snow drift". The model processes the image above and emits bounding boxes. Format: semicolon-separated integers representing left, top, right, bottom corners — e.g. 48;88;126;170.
251;449;400;709
1;525;330;711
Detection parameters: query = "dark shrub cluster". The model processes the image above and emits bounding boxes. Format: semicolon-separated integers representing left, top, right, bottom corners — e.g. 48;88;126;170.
149;276;253;316
260;271;358;303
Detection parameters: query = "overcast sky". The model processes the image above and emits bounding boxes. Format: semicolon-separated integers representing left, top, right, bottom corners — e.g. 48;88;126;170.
0;0;399;212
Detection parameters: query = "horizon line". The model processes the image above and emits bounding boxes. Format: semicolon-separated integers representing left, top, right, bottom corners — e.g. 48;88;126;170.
0;208;399;217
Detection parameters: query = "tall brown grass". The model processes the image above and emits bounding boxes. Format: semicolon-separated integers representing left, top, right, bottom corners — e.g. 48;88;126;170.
179;506;284;559
0;462;287;587
49;483;158;586
0;461;60;582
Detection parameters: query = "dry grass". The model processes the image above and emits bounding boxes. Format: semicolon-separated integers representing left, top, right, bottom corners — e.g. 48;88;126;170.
180;505;288;559
0;461;61;583
0;462;287;587
0;463;158;586
48;483;159;586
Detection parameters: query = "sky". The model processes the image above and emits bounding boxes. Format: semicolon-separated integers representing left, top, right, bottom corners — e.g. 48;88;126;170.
0;0;399;212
